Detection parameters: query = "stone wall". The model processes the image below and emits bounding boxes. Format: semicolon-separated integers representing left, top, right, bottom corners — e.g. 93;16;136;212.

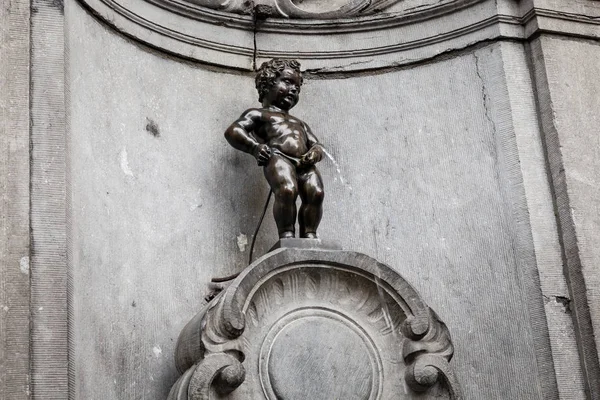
2;0;600;399
0;0;30;397
530;34;600;397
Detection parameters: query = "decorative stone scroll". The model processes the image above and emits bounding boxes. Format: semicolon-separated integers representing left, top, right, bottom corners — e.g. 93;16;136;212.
75;0;492;71
189;0;403;19
168;246;462;399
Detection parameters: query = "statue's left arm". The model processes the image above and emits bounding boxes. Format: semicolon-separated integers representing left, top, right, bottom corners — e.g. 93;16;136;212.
302;122;324;165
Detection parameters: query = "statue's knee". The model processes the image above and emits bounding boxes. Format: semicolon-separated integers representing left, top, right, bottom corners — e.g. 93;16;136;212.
276;184;298;202
309;187;324;204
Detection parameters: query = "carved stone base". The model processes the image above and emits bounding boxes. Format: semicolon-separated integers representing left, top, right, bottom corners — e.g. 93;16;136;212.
169;246;463;399
269;238;342;251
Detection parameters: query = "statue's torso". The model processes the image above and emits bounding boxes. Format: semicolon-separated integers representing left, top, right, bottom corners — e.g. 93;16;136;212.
256;110;309;158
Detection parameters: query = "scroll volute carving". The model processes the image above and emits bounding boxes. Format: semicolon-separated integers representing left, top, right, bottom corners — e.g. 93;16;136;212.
169;248;463;399
191;0;405;19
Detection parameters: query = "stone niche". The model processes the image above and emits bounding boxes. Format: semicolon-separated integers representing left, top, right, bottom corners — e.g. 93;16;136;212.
54;0;599;398
74;0;491;70
169;245;462;399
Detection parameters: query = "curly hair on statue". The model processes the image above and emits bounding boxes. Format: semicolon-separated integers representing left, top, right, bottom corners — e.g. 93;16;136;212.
255;59;303;103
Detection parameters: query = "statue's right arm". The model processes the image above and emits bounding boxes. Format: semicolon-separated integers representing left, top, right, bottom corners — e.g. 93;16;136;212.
224;109;263;155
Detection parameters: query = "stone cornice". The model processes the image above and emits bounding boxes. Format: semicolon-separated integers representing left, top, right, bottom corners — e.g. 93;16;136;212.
77;0;600;71
522;7;600;39
144;0;482;33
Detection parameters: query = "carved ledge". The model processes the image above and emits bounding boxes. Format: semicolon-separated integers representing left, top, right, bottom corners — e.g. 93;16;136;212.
168;247;462;399
183;0;405;19
77;0;600;70
76;0;486;70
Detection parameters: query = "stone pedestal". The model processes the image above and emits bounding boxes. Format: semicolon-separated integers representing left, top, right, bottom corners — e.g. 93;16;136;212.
268;238;342;251
170;246;462;399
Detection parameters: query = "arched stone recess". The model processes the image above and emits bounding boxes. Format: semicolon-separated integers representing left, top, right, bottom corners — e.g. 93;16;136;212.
74;0;531;71
169;248;462;399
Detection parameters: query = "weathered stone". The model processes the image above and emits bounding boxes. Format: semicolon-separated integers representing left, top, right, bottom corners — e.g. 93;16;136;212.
0;0;31;398
529;34;600;399
269;238;342;251
2;0;600;399
62;9;576;395
170;247;462;399
174;0;406;18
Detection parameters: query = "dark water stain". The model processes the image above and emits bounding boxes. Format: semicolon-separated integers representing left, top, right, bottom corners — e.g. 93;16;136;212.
145;118;160;138
32;0;64;14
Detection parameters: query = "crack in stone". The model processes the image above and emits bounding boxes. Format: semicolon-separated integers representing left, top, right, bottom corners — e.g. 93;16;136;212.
305;38;506;79
543;294;572;313
305;59;375;74
473;52;497;136
553;10;600;21
403;0;445;14
473;50;506;204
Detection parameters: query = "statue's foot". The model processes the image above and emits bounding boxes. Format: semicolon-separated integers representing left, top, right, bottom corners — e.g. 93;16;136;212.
302;233;318;239
279;231;295;239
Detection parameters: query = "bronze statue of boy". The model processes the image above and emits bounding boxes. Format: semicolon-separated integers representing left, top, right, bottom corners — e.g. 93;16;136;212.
225;59;324;239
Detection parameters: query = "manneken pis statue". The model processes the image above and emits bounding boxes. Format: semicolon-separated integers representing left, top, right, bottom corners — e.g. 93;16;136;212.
224;59;325;239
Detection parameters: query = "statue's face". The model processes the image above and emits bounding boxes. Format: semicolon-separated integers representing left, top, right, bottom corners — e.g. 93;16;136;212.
265;67;302;110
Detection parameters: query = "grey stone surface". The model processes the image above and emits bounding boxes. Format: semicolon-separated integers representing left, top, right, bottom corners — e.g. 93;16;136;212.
183;0;407;18
30;0;69;398
518;0;600;40
529;34;600;399
0;0;589;399
69;0;600;72
0;0;31;398
501;41;585;399
65;2;572;396
269;238;342;251
66;4;259;398
171;248;460;399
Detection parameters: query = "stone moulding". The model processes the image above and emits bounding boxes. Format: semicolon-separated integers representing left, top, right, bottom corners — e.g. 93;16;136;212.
168;248;462;399
74;0;486;70
182;0;406;19
75;0;600;71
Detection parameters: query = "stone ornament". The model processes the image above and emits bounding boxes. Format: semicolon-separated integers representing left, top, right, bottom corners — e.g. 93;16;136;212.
75;0;490;70
168;247;462;399
192;0;403;19
74;0;592;71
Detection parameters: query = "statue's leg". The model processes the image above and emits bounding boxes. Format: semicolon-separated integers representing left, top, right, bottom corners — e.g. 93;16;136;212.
298;166;324;238
264;155;298;238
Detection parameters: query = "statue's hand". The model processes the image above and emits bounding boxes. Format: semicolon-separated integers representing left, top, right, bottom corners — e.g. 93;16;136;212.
254;144;272;166
301;145;323;165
